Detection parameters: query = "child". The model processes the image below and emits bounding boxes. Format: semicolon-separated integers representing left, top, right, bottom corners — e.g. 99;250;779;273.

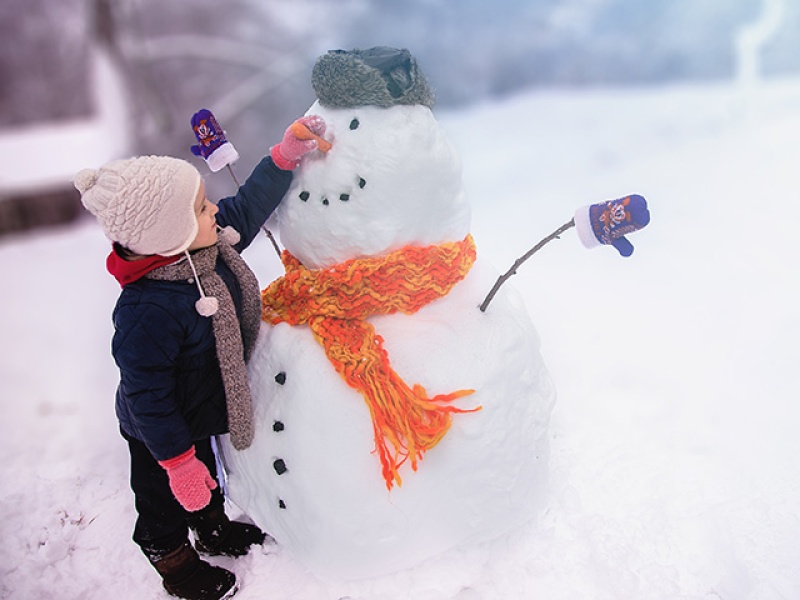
74;116;326;600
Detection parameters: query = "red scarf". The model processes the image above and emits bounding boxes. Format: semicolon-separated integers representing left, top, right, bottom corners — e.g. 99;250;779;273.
106;244;182;287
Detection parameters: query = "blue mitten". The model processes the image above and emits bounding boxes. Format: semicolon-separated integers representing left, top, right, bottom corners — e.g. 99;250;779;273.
190;109;240;172
574;194;650;257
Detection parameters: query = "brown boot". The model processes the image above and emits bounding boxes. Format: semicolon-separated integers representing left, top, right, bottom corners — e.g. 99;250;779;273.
189;506;268;557
150;540;238;600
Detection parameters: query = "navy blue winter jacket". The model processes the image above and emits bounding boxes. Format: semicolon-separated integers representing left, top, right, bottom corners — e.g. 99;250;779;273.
112;156;291;461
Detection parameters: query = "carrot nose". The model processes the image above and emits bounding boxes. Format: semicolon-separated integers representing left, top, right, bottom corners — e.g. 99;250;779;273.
289;121;332;153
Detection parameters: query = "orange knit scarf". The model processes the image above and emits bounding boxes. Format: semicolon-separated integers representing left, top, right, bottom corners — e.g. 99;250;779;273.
262;234;480;490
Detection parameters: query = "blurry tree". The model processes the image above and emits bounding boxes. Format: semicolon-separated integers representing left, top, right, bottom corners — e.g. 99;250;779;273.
3;0;799;213
102;0;370;199
758;0;799;77
104;0;311;198
338;0;800;106
0;0;91;128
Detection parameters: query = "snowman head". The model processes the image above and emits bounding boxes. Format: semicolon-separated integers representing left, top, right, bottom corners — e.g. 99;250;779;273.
274;48;471;269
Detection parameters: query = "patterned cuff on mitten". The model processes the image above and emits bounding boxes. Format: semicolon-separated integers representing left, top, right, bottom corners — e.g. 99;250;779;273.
270;144;299;171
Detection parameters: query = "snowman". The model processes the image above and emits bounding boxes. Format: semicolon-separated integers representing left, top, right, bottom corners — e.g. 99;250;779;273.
219;47;557;580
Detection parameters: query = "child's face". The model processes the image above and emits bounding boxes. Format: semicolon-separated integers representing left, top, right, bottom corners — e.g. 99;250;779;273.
187;181;219;251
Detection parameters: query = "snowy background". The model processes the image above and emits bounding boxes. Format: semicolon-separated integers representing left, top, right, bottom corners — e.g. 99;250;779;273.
2;74;799;599
5;0;800;202
3;0;800;598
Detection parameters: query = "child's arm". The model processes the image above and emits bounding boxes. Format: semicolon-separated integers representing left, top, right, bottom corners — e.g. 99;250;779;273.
214;155;292;252
214;116;327;252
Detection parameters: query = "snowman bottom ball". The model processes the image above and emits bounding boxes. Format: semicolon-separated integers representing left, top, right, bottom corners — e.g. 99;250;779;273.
218;260;556;580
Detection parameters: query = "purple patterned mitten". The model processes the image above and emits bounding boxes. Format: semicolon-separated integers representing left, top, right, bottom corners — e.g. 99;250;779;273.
190;109;240;172
574;194;650;257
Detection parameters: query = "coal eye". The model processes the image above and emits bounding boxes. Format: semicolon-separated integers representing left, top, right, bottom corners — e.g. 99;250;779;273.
340;194;350;202
349;118;360;130
299;191;310;201
358;177;366;189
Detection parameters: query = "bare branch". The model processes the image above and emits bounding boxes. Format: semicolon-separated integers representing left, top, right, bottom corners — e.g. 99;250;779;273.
479;219;575;313
122;35;285;69
212;71;299;124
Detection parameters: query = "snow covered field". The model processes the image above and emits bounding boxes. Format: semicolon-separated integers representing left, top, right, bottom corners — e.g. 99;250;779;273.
2;78;799;599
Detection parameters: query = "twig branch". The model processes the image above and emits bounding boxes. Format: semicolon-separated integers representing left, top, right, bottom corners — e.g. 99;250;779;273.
479;219;575;313
261;227;282;257
225;164;241;188
212;72;297;125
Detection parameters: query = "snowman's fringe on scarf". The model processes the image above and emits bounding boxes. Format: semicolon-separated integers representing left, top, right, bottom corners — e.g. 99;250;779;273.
262;234;480;490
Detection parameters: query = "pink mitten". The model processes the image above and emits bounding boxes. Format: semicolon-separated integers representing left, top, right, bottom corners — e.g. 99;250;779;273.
270;115;328;170
158;446;217;512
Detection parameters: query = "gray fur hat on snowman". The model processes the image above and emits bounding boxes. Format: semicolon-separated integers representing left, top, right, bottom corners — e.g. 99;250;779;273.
312;46;435;109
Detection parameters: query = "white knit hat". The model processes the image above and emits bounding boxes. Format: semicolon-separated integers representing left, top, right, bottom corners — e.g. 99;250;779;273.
74;156;202;256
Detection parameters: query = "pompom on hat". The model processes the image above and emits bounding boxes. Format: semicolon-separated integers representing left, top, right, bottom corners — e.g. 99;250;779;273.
74;156;202;256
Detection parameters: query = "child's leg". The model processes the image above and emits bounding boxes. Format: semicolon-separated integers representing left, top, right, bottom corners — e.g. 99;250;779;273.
124;434;236;599
186;437;268;556
188;503;267;557
124;434;225;560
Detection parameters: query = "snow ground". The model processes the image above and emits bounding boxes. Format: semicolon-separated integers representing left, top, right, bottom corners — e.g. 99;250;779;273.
1;78;799;599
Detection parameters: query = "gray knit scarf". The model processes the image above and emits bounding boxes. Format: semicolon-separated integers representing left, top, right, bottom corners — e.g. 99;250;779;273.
146;241;260;450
